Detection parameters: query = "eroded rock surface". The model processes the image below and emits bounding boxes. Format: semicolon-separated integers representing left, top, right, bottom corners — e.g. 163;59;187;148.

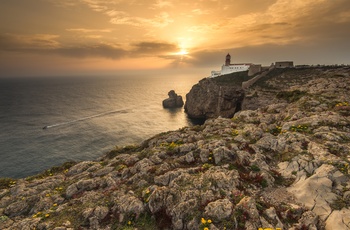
184;77;245;119
1;66;350;229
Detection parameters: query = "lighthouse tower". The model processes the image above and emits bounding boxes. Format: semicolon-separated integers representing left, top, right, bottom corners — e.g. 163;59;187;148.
225;53;231;66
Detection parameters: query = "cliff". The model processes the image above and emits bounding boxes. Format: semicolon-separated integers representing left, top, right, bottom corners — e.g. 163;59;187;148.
184;71;248;119
1;67;350;230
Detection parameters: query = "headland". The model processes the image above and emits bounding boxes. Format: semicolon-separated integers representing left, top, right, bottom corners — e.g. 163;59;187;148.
1;65;350;229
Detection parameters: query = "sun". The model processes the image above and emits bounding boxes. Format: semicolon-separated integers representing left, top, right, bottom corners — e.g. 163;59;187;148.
176;49;189;56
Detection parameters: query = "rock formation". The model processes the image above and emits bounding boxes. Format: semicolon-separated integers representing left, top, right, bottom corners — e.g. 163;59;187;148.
184;76;245;119
1;66;350;230
162;90;184;108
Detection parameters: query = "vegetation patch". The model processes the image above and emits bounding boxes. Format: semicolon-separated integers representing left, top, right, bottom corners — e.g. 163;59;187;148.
212;71;252;86
200;217;212;230
239;172;267;188
26;161;77;181
289;124;310;133
0;178;16;189
330;196;350;210
278;151;299;162
335;101;350;116
276;90;307;103
250;165;261;172
233;207;250;229
106;145;143;159
191;125;205;132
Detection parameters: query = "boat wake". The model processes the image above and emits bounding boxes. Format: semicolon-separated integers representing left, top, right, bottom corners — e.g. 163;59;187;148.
43;109;130;129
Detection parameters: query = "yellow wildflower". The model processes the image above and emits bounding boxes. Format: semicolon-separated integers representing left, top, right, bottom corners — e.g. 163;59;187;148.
128;220;132;225
207;219;212;224
53;203;57;207
204;228;209;230
45;213;50;218
201;218;206;224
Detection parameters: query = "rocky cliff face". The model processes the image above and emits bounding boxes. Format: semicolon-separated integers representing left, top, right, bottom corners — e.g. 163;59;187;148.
1;67;350;230
184;76;245;119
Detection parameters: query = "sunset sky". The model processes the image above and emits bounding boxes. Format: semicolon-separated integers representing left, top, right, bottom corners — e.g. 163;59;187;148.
1;0;350;77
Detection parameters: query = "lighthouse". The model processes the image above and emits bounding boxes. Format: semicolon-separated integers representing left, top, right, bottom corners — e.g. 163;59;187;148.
225;53;231;66
210;53;253;77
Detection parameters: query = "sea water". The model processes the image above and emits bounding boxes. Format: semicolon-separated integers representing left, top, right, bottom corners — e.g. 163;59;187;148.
0;74;204;178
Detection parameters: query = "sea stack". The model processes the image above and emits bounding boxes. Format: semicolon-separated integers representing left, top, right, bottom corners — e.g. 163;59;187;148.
162;90;184;108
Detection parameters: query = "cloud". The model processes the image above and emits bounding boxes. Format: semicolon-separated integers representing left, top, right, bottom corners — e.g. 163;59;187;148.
46;0;78;7
191;9;210;15
151;0;173;9
0;33;61;51
177;49;224;68
132;41;177;54
66;28;112;33
56;44;127;59
109;11;173;28
0;33;126;59
0;33;180;60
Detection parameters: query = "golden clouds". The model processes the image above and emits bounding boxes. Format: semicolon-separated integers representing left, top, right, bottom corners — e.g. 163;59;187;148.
109;12;173;28
1;0;350;76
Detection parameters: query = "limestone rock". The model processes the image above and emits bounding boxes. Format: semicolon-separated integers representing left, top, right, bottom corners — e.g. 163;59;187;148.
204;198;233;220
162;90;184;108
326;209;350;229
184;77;245;119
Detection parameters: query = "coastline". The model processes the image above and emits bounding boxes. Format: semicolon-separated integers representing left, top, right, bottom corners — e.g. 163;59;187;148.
1;67;350;229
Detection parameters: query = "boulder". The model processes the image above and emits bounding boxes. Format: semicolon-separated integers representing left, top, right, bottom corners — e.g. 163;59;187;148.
162;90;184;108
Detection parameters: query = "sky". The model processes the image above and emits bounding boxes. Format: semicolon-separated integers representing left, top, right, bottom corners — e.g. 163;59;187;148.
0;0;350;77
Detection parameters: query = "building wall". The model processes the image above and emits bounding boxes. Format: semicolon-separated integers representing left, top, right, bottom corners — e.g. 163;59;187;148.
221;64;250;75
275;61;294;68
210;71;221;78
248;64;262;76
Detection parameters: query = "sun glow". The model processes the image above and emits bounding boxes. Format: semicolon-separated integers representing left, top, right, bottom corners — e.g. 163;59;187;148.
176;49;189;56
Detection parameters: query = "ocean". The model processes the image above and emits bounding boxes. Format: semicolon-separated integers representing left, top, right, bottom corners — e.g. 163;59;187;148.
0;74;204;178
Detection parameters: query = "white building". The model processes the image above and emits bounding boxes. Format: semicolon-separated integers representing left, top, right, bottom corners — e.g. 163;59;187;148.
210;53;251;78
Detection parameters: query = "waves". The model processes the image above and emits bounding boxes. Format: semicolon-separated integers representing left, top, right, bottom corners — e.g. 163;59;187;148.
43;109;130;129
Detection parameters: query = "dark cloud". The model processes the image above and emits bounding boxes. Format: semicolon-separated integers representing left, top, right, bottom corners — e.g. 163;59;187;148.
0;34;180;59
132;41;178;54
0;33;60;51
244;22;291;32
55;44;127;59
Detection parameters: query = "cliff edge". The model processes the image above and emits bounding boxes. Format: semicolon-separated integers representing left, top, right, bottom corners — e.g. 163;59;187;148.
184;71;248;119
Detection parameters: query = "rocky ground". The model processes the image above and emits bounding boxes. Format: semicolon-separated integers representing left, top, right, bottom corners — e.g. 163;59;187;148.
1;67;350;230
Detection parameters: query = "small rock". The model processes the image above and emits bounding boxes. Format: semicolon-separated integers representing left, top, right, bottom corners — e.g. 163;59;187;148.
204;199;233;220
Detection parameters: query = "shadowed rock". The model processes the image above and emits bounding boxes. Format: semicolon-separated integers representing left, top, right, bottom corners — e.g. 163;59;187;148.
184;78;244;119
162;90;184;108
